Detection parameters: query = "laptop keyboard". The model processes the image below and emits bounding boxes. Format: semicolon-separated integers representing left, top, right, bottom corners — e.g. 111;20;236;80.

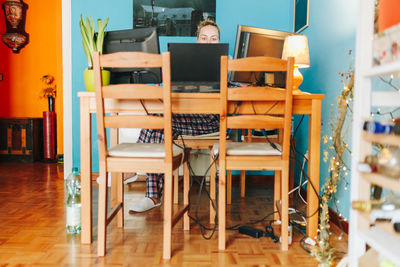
172;82;220;93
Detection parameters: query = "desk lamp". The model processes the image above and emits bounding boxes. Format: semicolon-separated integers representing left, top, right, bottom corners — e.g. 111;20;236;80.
282;35;310;92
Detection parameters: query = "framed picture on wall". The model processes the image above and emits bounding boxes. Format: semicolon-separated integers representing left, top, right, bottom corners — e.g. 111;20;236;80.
133;0;216;36
294;0;309;33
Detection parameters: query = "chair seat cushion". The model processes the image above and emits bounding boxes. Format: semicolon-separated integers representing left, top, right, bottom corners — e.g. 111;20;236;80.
108;143;184;158
212;142;282;156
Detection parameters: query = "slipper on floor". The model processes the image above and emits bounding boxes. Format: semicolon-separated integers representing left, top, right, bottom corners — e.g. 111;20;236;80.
129;197;161;213
124;174;139;184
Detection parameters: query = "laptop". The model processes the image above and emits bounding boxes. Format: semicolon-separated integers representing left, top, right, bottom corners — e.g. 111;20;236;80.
168;43;229;92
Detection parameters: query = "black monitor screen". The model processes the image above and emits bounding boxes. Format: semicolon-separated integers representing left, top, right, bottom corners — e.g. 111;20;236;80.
103;27;161;84
168;43;229;83
232;25;295;86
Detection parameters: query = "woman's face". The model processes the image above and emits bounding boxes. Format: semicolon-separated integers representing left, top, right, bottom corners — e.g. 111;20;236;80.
197;25;219;43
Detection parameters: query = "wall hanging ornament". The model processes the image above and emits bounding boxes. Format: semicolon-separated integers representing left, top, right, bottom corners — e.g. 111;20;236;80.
1;0;29;53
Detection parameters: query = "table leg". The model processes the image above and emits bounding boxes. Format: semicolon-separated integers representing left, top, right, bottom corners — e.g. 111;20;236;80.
80;96;92;244
209;150;216;224
306;99;321;240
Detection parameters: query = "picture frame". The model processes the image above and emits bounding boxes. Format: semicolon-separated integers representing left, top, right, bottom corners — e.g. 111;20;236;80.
133;0;216;36
294;0;309;33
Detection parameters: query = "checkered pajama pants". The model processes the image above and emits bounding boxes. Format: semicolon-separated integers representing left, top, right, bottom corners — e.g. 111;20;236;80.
137;114;219;199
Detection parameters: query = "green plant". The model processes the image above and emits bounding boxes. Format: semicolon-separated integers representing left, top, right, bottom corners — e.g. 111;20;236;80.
80;15;109;68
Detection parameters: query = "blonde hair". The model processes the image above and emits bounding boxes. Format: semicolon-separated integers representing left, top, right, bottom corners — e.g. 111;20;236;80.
197;19;220;39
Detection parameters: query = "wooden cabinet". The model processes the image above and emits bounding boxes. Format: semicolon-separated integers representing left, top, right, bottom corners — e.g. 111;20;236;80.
0;118;43;162
349;1;400;266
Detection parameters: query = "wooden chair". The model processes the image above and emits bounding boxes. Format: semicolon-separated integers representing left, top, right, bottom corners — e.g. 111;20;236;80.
92;51;190;259
214;55;294;250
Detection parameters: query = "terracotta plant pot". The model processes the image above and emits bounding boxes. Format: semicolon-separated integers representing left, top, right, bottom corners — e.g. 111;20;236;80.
83;69;110;92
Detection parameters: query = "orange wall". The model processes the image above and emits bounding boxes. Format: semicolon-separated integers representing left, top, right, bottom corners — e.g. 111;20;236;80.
0;0;63;154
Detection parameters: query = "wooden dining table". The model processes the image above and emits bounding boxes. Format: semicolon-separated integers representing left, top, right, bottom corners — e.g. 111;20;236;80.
78;90;324;244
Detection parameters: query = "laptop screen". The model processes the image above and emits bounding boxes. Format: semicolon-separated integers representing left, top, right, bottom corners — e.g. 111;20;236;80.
168;43;229;83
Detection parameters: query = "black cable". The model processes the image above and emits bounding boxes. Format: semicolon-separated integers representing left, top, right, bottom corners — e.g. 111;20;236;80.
174;135;283;237
173;134;218;239
289;115;321;219
227;211;277;230
251;101;257;114
170;112;321;238
260;129;280;151
264;101;280;115
300;236;311;254
139;99;150;115
289;139;321;219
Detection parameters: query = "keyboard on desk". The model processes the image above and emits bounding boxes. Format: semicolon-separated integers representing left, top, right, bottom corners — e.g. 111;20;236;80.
172;81;220;93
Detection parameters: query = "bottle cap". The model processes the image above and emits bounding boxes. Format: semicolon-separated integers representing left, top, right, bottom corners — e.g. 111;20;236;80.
382;203;395;211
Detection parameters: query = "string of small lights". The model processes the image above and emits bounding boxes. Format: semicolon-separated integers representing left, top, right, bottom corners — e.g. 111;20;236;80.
312;55;400;265
371;106;400;122
311;58;354;265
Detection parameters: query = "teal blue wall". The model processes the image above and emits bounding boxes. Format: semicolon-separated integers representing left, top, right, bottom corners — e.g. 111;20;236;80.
71;0;292;173
71;1;134;174
296;0;357;220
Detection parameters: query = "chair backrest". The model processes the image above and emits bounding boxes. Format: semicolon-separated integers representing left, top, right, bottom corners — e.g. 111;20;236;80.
219;56;294;160
92;51;172;162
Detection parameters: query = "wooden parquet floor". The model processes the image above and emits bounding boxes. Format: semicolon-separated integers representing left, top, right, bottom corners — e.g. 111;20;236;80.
0;162;347;266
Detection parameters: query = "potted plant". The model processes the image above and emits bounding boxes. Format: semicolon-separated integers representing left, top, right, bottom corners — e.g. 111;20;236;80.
80;15;110;92
39;74;57;161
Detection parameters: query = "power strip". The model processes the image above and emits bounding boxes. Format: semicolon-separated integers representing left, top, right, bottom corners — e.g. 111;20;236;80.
238;226;264;238
238;226;279;242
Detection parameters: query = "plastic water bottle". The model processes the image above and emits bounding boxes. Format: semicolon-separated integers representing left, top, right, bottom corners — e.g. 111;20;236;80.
65;168;81;234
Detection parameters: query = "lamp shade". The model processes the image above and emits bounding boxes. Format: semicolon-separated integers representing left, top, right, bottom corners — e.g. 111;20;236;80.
282;35;310;68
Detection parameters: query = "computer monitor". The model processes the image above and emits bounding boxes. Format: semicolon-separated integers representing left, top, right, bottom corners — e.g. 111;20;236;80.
103;27;161;84
232;25;295;86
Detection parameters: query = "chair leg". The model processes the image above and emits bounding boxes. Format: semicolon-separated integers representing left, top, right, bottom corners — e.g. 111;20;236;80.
163;169;173;259
97;171;108;256
280;167;289;251
183;160;190;230
274;171;281;221
240;170;246;198
117;172;124;228
110;172;124;228
218;164;226;250
108;172;124;228
210;151;216;224
227;171;232;205
173;168;179;204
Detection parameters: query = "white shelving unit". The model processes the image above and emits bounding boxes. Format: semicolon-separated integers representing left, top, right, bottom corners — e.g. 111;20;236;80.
349;1;400;266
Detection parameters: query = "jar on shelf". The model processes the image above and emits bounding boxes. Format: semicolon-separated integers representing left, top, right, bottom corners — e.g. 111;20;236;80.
377;146;400;178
